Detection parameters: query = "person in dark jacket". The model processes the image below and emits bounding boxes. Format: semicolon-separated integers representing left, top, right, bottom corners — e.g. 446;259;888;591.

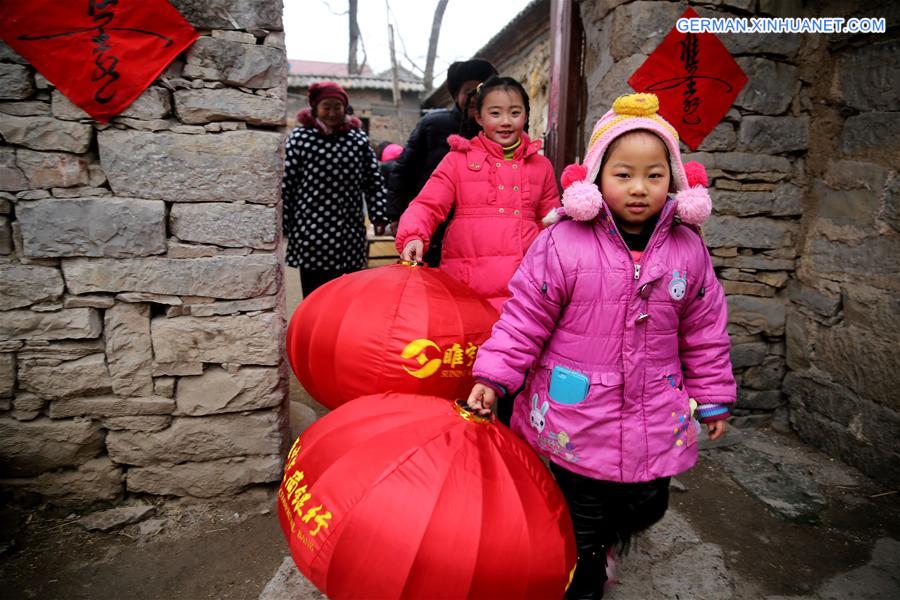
386;58;496;265
282;81;389;297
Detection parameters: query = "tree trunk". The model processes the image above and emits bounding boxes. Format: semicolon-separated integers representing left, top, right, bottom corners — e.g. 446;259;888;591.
423;0;449;93
388;24;401;107
348;0;360;75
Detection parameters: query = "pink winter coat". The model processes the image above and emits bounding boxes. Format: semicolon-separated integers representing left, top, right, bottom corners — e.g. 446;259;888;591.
473;200;736;482
395;132;560;312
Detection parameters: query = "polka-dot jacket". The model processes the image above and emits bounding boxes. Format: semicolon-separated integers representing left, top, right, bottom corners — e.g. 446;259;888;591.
282;108;388;270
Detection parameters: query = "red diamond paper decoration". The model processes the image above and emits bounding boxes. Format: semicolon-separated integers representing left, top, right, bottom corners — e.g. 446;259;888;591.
0;0;198;123
628;8;747;150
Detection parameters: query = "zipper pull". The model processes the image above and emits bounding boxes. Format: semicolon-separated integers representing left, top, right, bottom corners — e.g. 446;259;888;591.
541;282;548;297
633;264;641;280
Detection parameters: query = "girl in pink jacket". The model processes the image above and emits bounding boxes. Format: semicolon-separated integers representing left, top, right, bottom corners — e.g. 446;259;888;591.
395;76;561;313
467;94;736;599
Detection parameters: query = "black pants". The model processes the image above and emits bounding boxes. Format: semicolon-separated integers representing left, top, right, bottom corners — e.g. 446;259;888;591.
299;268;359;299
550;463;670;600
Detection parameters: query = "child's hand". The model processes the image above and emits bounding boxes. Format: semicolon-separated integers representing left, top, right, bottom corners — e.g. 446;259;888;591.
707;420;727;441
467;383;497;417
401;239;424;262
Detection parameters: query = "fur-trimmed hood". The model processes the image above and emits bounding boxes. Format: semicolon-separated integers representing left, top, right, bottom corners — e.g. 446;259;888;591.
297;107;362;135
394;127;560;312
447;132;542;160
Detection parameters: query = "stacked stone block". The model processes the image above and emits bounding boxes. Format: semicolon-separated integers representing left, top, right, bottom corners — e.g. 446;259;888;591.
0;0;290;505
785;19;900;485
581;0;803;424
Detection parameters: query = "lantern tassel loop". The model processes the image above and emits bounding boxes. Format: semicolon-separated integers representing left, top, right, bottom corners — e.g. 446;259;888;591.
398;259;426;267
454;398;493;425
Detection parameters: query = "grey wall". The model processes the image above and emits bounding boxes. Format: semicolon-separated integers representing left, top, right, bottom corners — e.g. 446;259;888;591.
578;0;899;485
0;0;290;505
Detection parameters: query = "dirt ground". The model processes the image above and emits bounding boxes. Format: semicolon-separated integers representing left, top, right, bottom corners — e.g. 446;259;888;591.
2;422;899;600
3;267;898;599
673;450;900;597
0;487;288;600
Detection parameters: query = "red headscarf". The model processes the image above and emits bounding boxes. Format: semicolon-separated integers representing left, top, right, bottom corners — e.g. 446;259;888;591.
308;81;349;108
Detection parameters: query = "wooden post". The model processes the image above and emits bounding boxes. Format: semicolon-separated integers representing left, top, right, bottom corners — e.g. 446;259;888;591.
547;0;584;180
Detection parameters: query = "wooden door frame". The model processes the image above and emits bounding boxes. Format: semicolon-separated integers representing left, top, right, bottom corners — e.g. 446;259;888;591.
546;0;585;181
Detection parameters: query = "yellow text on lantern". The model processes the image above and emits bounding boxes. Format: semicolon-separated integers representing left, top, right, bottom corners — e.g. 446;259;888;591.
284;438;302;473
280;466;334;544
444;344;463;367
400;339;481;379
401;338;443;378
465;342;478;366
278;488;314;550
301;504;333;536
285;470;305;494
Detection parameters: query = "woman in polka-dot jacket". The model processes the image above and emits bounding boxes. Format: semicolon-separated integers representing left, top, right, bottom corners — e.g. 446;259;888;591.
282;82;389;296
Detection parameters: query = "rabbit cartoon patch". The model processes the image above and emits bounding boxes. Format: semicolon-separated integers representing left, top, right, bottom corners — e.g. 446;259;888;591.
668;270;687;301
530;393;548;433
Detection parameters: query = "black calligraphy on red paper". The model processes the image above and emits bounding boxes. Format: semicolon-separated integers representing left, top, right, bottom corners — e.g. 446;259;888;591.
1;0;197;122
628;8;747;150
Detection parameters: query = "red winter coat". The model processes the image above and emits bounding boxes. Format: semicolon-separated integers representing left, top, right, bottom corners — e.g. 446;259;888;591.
395;132;560;311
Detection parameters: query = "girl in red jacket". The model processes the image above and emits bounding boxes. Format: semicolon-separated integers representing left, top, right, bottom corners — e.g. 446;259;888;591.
395;76;561;313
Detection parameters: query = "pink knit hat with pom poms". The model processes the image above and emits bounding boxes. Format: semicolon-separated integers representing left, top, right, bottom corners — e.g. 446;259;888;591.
557;93;712;225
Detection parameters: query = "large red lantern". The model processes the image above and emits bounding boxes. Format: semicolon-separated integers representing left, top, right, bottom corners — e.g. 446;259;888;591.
286;264;498;410
277;392;576;599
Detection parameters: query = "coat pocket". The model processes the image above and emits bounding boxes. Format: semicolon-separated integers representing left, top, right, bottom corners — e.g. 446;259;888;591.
513;361;623;467
647;365;698;449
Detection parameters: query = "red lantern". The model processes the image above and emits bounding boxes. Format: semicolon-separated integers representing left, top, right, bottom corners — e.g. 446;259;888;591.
287;264;498;410
277;393;576;599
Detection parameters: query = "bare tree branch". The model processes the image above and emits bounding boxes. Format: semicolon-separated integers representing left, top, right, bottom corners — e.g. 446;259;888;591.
320;0;347;16
388;23;401;107
423;0;449;92
348;0;361;74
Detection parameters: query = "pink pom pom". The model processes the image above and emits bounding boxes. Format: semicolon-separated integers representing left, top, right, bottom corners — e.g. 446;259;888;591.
675;186;712;225
381;143;403;162
683;161;708;188
560;163;588;190
562;181;603;221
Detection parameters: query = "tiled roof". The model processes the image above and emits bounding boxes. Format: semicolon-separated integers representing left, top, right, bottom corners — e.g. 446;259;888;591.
288;74;425;92
288;59;375;77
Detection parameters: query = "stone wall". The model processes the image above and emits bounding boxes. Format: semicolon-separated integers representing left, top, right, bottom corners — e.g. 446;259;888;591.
579;0;899;486
0;0;290;506
784;3;900;486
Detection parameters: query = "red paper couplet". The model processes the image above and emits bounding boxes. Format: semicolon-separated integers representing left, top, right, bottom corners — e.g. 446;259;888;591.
628;7;748;150
0;0;198;122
